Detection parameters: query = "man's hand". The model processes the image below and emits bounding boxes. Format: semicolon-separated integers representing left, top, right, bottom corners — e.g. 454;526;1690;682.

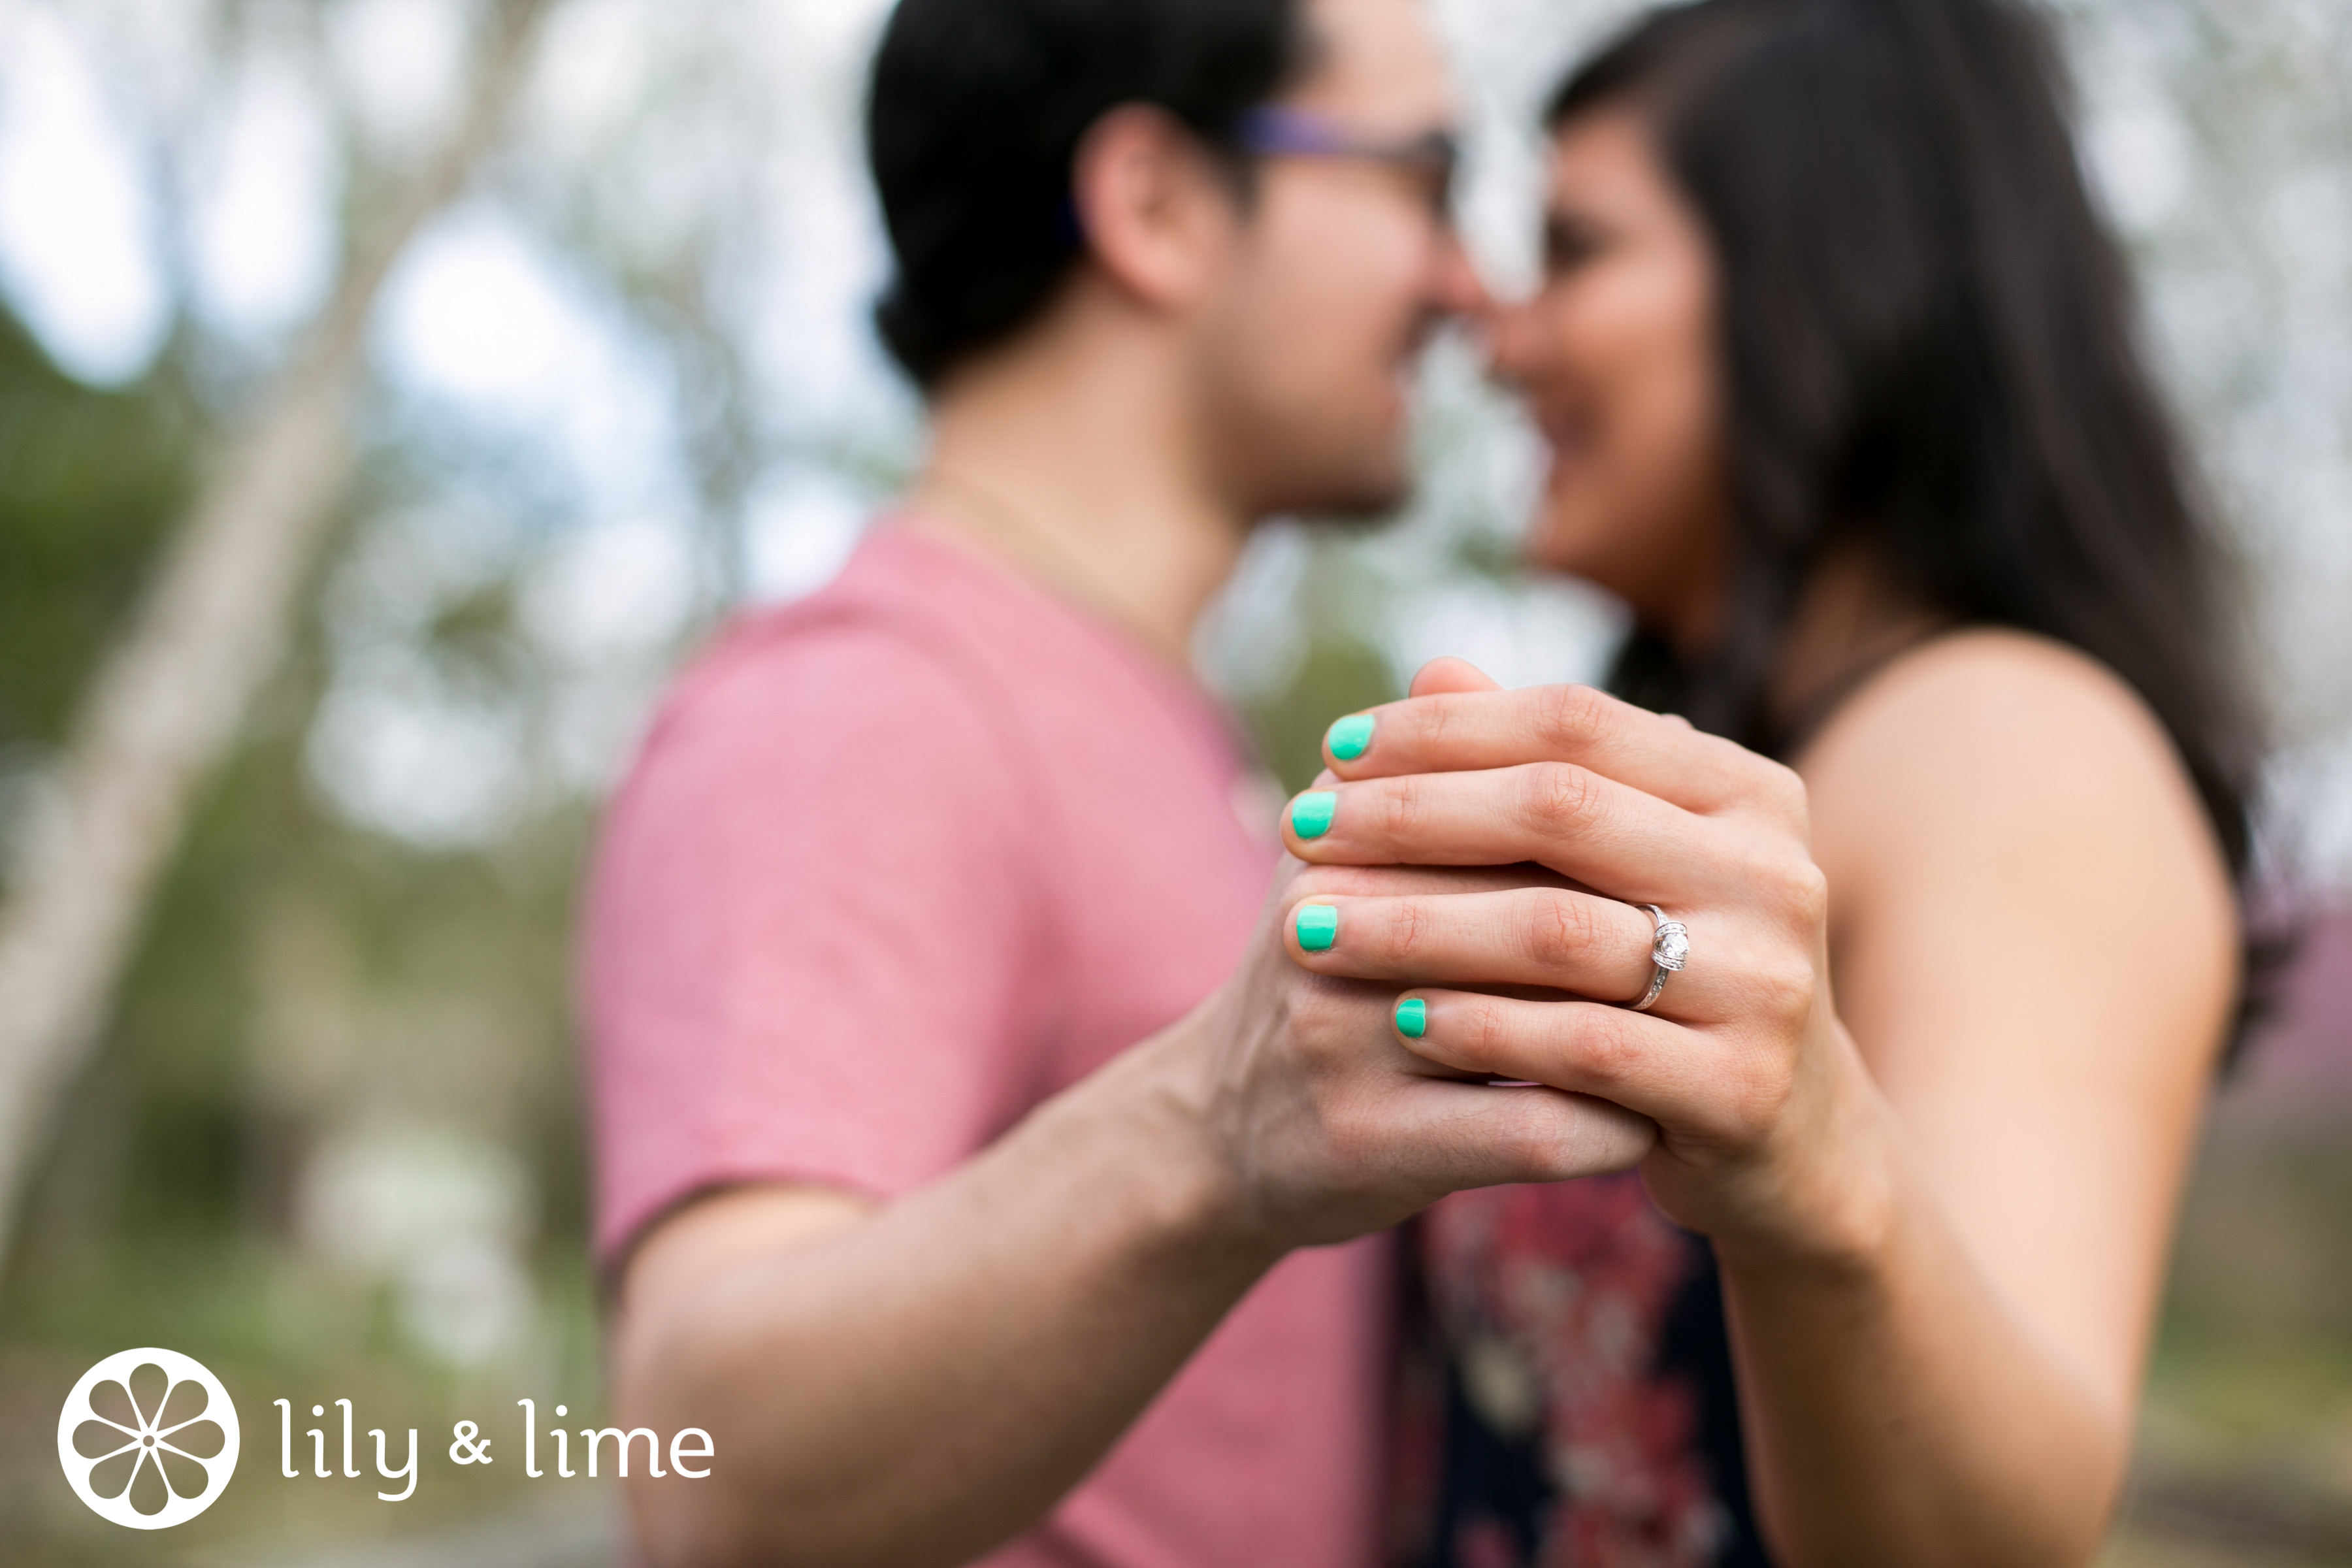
1163;857;1658;1251
612;785;1658;1568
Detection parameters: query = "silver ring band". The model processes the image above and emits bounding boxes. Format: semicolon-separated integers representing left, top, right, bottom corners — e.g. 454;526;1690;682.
1629;904;1689;1012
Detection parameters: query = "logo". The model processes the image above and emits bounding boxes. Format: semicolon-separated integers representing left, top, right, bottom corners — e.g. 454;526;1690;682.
58;1348;240;1529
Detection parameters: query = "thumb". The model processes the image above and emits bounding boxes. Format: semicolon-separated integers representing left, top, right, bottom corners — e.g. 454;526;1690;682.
1409;657;1503;697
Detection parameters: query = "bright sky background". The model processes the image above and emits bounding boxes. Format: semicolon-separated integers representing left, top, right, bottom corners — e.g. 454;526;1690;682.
0;0;2346;881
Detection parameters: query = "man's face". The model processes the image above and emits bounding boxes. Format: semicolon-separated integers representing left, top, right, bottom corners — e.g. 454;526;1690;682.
1195;0;1479;519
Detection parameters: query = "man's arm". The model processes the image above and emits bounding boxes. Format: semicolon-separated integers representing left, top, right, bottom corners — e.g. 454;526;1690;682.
613;868;1656;1568
613;1032;1277;1568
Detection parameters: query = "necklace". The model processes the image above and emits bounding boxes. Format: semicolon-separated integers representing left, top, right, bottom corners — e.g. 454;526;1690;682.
921;469;1186;664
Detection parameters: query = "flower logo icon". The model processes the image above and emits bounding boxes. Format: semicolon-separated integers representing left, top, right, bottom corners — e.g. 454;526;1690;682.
57;1348;240;1529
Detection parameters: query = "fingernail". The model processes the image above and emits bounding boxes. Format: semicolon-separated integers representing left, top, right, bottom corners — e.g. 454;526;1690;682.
1290;791;1337;840
1326;714;1376;762
1395;998;1428;1038
1295;904;1339;952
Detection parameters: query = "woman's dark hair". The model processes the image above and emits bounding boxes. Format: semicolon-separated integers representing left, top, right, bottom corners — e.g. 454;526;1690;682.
868;0;1308;390
1551;0;2278;1019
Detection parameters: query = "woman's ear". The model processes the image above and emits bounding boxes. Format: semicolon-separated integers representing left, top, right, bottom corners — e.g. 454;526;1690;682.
1409;657;1504;697
1068;105;1238;311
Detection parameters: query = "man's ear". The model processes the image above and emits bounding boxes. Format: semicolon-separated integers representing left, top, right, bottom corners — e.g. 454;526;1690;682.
1069;104;1240;311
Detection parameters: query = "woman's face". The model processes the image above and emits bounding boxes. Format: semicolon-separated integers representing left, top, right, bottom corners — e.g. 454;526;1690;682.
1490;108;1729;644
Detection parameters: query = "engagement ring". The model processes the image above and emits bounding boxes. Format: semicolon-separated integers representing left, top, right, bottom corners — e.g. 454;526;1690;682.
1630;904;1689;1012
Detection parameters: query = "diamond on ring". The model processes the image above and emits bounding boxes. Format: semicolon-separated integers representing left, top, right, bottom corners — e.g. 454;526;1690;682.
1630;904;1687;1011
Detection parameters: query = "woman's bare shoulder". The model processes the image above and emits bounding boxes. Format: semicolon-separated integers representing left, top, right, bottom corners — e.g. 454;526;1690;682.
1797;627;2230;919
1802;627;2181;793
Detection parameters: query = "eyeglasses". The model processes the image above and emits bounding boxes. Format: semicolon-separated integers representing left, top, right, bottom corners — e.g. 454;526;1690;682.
1235;106;1462;225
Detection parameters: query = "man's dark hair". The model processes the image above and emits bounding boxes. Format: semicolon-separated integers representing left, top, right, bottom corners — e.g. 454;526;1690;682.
868;0;1309;391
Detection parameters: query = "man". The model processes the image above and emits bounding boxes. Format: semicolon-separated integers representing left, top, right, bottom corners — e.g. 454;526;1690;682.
585;2;1646;1563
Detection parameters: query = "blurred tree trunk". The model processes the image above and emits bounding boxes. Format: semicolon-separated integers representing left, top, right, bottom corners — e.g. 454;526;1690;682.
0;0;556;1273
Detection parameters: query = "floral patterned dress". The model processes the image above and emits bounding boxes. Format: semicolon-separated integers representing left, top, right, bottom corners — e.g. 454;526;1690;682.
1403;1173;1773;1568
1390;651;1953;1567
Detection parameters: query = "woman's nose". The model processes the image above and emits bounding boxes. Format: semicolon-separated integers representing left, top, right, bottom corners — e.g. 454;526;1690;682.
1480;297;1540;389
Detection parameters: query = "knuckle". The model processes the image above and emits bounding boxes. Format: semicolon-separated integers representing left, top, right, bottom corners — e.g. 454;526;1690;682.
1376;776;1430;841
1491;1102;1569;1181
1522;761;1601;835
1523;890;1599;974
1725;1041;1798;1136
1388;899;1433;966
1727;840;1826;928
1788;862;1829;926
1749;756;1808;818
1516;1100;1635;1184
1783;773;1815;833
1745;953;1819;1024
1316;1098;1380;1183
1573;1013;1640;1088
1761;854;1829;929
1420;694;1465;755
1536;683;1609;751
1459;995;1511;1067
1284;977;1353;1048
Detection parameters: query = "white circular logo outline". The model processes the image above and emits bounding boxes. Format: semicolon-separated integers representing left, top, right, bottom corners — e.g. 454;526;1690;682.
57;1347;240;1529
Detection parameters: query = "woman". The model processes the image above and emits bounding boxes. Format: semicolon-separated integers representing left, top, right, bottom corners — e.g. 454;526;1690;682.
1282;0;2262;1561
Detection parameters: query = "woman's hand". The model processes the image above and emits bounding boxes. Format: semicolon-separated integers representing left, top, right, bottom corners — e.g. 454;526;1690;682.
1277;677;1894;1265
1303;649;2238;1568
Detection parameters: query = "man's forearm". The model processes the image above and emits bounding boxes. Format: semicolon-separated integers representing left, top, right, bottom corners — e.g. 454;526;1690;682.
614;1023;1284;1568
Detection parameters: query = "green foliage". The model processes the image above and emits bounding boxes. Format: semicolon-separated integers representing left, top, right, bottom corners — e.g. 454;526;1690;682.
1231;533;1412;793
0;307;602;1563
0;310;197;751
1241;632;1401;794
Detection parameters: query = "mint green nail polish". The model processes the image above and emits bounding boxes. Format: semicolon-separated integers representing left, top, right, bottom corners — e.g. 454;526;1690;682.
1395;998;1428;1038
1326;713;1376;762
1290;791;1337;839
1296;904;1339;952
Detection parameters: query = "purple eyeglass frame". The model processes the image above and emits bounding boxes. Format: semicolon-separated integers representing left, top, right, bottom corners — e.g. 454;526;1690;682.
1235;106;1462;217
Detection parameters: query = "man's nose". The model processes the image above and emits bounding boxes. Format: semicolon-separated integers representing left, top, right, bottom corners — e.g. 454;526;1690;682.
1428;229;1492;318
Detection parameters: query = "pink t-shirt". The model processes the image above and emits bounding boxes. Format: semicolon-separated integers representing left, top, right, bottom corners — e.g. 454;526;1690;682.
583;527;1390;1568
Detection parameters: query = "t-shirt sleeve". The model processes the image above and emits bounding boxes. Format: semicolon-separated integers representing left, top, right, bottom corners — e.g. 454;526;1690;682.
582;613;1048;1264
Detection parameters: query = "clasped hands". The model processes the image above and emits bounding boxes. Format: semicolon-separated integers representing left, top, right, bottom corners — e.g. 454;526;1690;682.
1177;665;1889;1270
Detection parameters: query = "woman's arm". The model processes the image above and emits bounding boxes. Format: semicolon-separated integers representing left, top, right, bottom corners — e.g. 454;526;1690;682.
1281;642;2232;1567
1720;630;2232;1566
